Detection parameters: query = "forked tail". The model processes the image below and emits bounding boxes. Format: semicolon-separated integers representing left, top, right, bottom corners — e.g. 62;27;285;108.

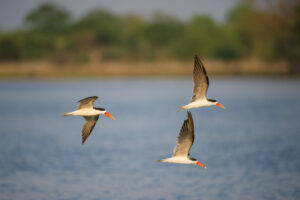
178;106;185;112
157;159;167;163
63;112;72;116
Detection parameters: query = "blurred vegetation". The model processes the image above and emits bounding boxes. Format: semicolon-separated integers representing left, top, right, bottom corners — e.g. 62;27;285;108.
0;0;299;63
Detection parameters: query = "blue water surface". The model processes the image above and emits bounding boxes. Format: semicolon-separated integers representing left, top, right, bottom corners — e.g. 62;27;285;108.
0;77;299;200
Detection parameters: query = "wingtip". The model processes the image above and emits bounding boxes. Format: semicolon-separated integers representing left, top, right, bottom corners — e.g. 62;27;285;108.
187;111;193;119
77;96;98;103
82;137;86;145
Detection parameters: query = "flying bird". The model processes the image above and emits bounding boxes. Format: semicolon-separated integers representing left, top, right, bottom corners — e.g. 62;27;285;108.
179;56;225;111
63;96;115;144
157;111;206;168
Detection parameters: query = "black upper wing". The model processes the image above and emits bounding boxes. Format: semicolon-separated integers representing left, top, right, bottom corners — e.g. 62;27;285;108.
191;56;209;102
173;111;194;157
78;96;98;109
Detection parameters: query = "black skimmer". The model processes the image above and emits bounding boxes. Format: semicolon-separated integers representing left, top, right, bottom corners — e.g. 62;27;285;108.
63;96;115;144
157;111;206;168
179;56;225;111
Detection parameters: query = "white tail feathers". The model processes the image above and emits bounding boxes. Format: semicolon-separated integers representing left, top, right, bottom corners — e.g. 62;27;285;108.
178;106;185;112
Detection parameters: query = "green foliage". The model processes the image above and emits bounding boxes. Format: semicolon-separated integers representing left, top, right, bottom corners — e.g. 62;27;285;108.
285;2;300;59
212;26;246;60
0;34;23;60
119;15;149;60
143;14;184;47
22;32;55;59
0;1;298;62
174;15;221;59
74;9;122;46
172;15;244;60
226;1;300;61
25;3;70;33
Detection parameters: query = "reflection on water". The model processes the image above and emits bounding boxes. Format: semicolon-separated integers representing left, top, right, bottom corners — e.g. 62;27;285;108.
0;78;300;200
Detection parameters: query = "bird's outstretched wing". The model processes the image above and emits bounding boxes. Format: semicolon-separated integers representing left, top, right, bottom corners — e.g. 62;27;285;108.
78;96;98;109
82;115;99;144
173;111;194;157
191;56;209;102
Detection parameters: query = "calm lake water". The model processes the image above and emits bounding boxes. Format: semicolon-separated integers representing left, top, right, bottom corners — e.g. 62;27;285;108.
0;78;299;200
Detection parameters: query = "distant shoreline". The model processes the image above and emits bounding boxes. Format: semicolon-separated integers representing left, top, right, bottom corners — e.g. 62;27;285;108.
0;59;293;78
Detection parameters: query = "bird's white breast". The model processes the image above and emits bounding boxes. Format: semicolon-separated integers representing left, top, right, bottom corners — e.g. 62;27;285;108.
160;156;195;164
184;99;214;109
70;109;102;116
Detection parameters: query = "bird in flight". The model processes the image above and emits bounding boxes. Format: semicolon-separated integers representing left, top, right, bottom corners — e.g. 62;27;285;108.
179;56;225;111
157;111;206;168
63;96;115;144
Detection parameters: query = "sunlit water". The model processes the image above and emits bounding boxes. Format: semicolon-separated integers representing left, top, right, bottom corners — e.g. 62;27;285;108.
0;78;299;200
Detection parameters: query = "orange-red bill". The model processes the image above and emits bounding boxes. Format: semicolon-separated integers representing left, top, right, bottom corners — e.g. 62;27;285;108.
216;102;226;109
196;161;206;168
104;112;115;120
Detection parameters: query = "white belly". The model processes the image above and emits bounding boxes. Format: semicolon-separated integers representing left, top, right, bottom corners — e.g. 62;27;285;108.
159;156;194;164
68;109;102;116
182;100;213;109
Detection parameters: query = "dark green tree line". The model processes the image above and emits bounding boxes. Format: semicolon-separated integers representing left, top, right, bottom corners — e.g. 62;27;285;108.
0;0;299;62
